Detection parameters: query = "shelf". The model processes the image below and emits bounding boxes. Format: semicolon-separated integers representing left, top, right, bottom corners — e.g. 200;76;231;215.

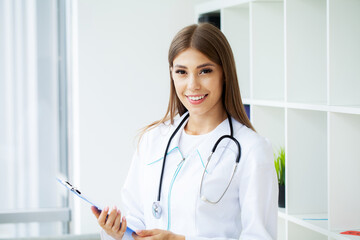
287;102;329;112
288;221;328;240
281;212;360;240
286;0;327;104
195;0;284;15
289;214;360;240
251;1;284;101
278;217;286;240
328;105;360;115
243;100;360;115
196;0;360;239
242;98;285;108
278;207;286;219
329;113;360;231
329;0;360;106
278;207;286;214
286;103;360;115
288;213;329;235
221;5;250;99
287;109;327;215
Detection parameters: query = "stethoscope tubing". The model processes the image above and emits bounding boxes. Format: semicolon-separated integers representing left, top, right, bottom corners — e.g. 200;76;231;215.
211;135;241;163
157;113;190;201
153;111;241;218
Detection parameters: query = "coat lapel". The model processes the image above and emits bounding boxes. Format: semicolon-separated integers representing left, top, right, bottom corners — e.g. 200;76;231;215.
166;113;189;159
147;113;189;165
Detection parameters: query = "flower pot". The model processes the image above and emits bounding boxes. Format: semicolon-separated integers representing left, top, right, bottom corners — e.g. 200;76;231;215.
278;184;285;208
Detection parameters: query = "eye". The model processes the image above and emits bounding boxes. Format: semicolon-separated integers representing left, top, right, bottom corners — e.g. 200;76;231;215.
175;69;186;75
200;68;213;74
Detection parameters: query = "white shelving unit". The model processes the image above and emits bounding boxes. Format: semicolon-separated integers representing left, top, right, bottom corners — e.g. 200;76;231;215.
196;0;360;239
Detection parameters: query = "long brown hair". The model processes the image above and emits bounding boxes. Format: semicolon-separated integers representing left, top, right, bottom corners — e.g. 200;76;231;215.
139;23;255;138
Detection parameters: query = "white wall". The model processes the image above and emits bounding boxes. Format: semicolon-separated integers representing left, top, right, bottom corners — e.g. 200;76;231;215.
73;0;208;234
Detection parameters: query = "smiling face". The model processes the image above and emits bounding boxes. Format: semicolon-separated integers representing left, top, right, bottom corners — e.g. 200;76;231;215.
171;48;225;119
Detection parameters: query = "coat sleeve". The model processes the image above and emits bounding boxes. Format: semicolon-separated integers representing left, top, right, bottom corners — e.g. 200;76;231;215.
238;139;278;240
185;139;278;240
100;134;148;240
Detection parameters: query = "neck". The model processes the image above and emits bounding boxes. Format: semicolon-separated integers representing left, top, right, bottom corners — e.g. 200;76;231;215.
185;110;228;135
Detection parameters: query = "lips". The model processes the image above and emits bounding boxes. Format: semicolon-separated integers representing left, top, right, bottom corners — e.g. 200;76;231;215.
186;94;208;105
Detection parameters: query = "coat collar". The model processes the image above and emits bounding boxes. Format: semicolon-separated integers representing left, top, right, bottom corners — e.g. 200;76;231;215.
161;113;243;164
166;113;190;156
169;114;239;158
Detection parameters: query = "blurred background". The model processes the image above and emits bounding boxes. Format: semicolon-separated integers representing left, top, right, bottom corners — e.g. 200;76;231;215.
0;0;207;237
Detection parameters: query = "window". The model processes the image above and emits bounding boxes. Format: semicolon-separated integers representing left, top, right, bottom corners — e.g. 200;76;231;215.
0;0;70;237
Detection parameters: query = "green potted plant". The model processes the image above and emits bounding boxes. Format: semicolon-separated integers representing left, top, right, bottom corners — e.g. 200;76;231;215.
274;147;285;208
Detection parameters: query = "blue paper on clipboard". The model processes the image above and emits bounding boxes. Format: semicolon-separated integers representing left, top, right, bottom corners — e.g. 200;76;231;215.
57;178;135;235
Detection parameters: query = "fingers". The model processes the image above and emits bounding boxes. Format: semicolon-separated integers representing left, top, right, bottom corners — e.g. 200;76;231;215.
132;229;161;240
132;233;138;240
112;210;122;232
98;206;109;226
136;229;157;237
133;232;150;240
92;205;129;240
118;215;127;234
105;206;119;229
133;229;176;240
91;206;101;218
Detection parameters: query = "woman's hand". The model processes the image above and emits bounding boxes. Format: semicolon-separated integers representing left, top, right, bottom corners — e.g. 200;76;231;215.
91;206;127;240
132;229;185;240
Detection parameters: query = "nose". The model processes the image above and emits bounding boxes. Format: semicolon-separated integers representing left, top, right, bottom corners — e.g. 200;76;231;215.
187;73;201;90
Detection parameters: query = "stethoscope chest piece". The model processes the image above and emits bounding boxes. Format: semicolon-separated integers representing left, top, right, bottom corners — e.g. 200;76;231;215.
152;201;162;219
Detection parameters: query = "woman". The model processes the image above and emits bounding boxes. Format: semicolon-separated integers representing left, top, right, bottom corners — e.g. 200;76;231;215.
92;23;278;240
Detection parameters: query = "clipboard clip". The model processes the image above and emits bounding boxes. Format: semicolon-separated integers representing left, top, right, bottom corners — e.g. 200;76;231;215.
64;180;81;195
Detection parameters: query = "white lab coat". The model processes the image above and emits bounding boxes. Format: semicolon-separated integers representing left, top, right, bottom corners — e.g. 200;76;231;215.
101;114;278;240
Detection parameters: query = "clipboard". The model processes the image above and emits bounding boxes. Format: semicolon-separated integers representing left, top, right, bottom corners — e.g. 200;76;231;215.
57;178;103;210
57;178;135;234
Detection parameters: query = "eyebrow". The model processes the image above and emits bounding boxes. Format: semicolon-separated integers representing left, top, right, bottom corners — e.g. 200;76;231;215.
174;63;216;69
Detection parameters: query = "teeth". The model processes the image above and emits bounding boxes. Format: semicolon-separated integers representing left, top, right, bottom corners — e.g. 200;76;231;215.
188;95;205;101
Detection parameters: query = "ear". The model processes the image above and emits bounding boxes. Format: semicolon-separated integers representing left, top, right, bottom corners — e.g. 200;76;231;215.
170;67;174;80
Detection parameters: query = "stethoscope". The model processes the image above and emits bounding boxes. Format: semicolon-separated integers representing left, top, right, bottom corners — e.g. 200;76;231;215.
152;112;242;219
